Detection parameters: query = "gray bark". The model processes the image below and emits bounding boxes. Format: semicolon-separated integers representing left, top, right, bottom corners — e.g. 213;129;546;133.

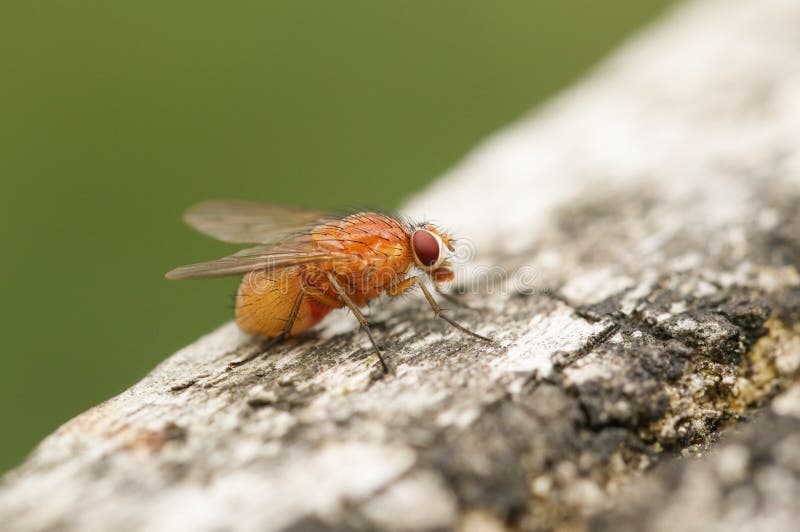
3;0;800;530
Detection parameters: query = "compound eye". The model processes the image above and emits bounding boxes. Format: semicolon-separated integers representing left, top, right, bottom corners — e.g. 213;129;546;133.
412;230;441;267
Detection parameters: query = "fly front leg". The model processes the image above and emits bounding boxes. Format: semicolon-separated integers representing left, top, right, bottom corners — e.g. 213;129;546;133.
429;266;475;310
434;286;476;311
388;276;491;342
326;273;390;373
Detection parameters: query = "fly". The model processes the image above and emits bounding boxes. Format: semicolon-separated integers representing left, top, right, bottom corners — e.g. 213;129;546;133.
166;200;490;372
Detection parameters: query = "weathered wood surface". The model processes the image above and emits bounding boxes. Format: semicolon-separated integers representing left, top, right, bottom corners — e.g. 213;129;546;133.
3;0;800;530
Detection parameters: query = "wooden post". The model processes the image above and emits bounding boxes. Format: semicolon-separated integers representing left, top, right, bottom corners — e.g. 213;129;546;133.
3;0;800;530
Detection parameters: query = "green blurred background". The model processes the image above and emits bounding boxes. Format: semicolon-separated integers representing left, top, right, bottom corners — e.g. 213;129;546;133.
0;1;676;472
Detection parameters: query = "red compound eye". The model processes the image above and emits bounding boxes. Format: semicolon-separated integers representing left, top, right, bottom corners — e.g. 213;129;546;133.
412;230;440;266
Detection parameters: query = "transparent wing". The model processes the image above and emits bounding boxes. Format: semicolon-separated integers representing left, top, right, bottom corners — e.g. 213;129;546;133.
165;240;353;280
183;200;333;244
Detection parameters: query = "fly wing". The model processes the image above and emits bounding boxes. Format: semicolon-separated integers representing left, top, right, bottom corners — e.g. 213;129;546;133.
183;200;333;244
164;240;353;280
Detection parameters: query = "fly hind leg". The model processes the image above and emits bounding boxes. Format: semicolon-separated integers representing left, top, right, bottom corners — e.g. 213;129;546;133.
227;289;305;370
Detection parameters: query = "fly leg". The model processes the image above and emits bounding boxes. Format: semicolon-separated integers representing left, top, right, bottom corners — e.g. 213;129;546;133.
326;273;390;373
430;266;475;310
303;285;344;309
227;289;305;370
388;276;491;342
434;287;476;311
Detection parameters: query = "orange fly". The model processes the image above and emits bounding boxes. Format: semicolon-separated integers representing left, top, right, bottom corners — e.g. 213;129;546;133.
166;200;490;372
